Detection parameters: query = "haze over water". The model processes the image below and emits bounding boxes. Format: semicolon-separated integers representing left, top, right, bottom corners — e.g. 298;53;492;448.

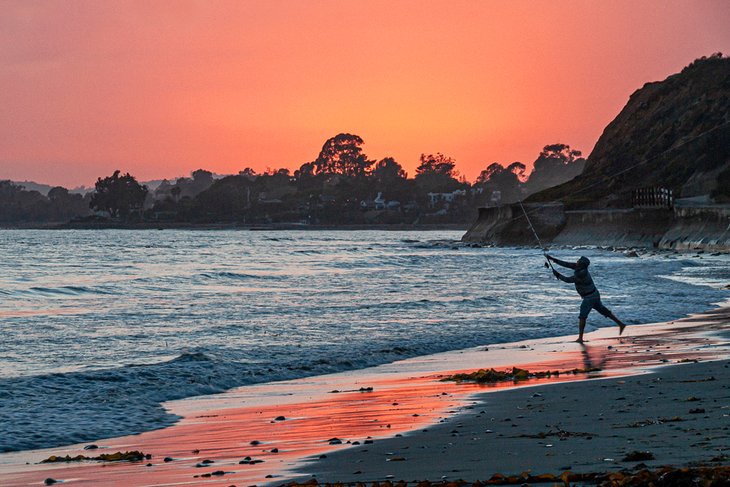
1;229;728;452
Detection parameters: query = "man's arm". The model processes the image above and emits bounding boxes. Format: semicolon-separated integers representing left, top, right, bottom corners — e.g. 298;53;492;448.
553;269;576;283
547;255;577;269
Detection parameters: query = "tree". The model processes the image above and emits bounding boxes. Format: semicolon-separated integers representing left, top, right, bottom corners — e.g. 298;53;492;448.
414;153;461;193
477;163;503;184
239;167;258;179
314;133;373;177
537;144;582;167
294;162;315;179
192;169;214;185
373;157;407;184
477;162;526;184
476;162;526;204
89;170;148;220
525;143;586;194
415;153;457;178
48;186;70;202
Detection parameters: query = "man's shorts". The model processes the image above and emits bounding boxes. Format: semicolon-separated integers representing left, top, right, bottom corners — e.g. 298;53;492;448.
579;291;611;319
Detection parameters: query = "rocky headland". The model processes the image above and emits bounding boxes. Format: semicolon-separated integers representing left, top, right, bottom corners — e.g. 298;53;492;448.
463;55;730;251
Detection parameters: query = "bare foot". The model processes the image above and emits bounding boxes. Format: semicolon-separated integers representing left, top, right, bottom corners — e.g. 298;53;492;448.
619;322;626;335
575;338;584;344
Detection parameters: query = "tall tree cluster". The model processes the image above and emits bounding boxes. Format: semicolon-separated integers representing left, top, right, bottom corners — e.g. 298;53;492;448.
1;134;586;224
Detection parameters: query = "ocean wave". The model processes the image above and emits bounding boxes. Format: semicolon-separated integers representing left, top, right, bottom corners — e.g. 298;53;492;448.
196;271;281;281
0;346;424;453
24;285;114;296
1;231;727;454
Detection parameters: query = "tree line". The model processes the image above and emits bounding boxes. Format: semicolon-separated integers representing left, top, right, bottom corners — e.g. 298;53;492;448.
0;134;584;225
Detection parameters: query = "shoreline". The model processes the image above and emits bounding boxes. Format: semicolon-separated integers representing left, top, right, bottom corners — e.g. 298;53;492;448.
1;305;729;486
0;222;470;231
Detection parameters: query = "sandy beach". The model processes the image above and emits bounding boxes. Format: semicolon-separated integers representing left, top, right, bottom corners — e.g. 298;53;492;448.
295;355;730;484
1;307;729;486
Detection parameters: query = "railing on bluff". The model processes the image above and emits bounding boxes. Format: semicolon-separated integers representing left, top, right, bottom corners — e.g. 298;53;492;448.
632;187;674;209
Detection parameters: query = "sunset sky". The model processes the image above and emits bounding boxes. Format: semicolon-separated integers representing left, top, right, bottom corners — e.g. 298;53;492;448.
1;1;729;188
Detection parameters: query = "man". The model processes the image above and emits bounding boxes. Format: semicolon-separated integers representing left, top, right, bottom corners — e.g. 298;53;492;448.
547;254;626;343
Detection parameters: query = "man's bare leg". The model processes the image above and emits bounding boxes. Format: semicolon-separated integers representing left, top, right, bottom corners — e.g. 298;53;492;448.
576;317;587;343
607;312;626;335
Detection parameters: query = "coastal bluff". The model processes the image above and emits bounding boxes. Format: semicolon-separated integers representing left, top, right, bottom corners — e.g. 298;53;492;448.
464;55;730;251
461;202;730;251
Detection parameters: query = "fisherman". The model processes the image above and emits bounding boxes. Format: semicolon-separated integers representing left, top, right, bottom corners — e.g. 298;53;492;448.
546;254;626;343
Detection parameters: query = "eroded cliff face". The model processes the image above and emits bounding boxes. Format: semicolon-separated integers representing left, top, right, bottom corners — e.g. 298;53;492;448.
462;203;730;252
530;55;730;208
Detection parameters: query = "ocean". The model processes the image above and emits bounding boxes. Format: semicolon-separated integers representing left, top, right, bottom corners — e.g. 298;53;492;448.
0;229;727;452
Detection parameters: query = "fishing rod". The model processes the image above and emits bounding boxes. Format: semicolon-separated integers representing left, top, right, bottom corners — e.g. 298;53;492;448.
509;120;730;273
518;199;555;272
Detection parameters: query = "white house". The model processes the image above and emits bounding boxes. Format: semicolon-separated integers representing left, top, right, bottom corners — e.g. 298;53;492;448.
427;189;466;207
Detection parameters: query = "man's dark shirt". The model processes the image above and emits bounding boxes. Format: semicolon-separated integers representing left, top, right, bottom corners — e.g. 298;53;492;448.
551;257;598;297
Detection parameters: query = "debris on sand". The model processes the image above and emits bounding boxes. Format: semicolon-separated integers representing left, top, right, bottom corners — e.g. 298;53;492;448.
442;366;600;384
41;451;149;463
283;465;730;486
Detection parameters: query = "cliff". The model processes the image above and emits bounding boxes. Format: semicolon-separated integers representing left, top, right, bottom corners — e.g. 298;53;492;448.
462;203;730;252
463;55;730;251
530;54;730;208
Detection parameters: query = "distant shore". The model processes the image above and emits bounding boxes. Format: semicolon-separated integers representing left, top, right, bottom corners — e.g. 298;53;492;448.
0;222;469;231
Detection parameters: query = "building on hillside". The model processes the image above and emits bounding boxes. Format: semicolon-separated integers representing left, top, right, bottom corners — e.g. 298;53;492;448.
427;189;467;208
361;192;401;212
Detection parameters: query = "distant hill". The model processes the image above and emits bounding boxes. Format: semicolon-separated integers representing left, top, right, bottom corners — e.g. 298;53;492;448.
529;54;730;207
12;181;54;196
12;180;94;195
10;173;231;196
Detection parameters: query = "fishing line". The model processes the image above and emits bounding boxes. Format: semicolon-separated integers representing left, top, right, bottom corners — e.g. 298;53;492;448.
518;199;554;271
501;119;729;273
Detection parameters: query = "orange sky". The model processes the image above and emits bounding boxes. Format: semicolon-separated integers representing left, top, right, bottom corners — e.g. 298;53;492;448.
1;0;729;188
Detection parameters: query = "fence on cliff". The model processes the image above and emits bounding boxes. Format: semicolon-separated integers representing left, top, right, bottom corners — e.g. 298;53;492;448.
632;187;674;209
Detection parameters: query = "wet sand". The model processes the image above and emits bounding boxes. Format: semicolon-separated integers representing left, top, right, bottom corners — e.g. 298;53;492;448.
1;307;729;486
296;358;730;483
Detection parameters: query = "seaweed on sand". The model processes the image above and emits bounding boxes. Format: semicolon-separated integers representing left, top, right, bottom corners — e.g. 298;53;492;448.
41;451;149;463
283;465;730;486
441;366;601;384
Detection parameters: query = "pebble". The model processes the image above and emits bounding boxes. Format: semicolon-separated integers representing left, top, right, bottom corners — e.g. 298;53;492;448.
44;479;57;486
